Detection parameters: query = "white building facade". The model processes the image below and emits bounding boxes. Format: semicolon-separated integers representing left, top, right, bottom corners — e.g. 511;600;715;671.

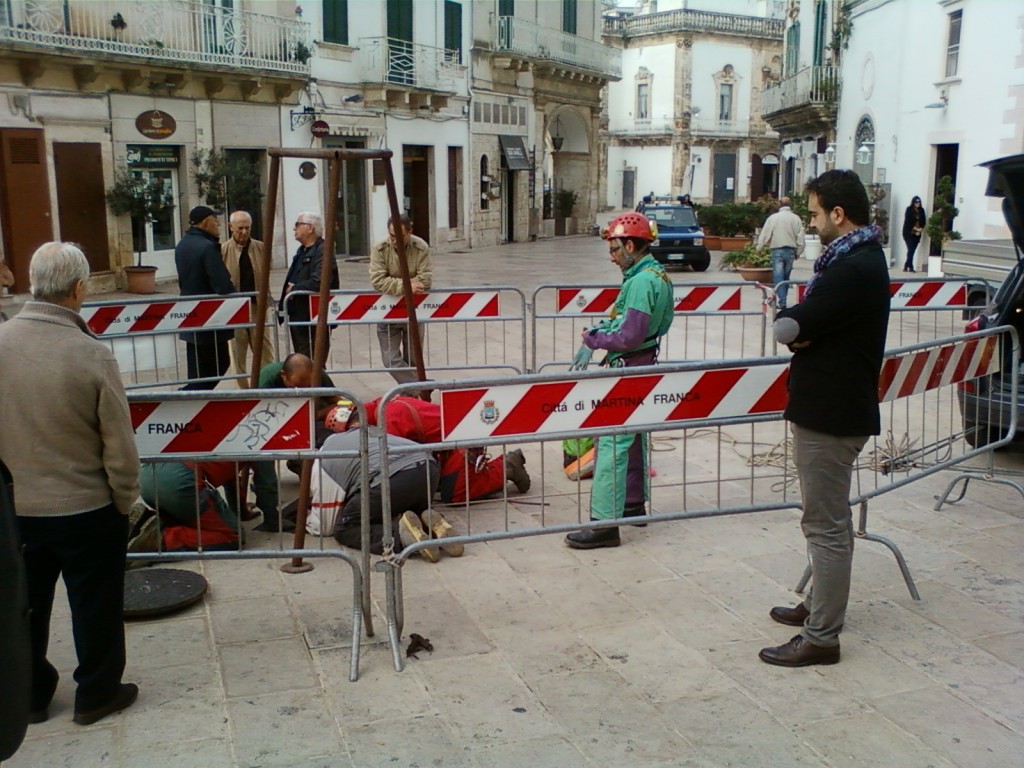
603;0;784;209
833;0;1023;254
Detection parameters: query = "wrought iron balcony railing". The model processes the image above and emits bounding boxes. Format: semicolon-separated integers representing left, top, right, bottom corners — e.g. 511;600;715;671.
604;8;783;41
358;37;463;92
495;15;621;79
0;0;310;75
762;65;841;116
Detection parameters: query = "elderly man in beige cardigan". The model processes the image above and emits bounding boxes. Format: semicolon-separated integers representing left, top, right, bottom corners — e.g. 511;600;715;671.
222;210;276;386
0;242;140;726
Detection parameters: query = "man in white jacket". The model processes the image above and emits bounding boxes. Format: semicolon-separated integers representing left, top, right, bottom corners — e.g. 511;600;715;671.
757;197;806;310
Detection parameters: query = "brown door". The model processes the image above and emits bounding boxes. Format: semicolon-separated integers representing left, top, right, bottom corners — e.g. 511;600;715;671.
403;145;431;244
0;129;53;292
54;142;110;273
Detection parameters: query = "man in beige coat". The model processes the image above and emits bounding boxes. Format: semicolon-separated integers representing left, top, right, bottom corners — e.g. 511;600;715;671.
0;242;140;726
222;210;275;386
369;214;433;384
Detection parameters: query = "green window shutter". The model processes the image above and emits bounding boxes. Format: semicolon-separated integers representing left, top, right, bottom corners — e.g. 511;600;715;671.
562;0;577;35
323;0;348;45
444;1;462;63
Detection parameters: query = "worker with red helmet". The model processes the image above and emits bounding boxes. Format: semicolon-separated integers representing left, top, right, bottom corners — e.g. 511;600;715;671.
565;211;674;550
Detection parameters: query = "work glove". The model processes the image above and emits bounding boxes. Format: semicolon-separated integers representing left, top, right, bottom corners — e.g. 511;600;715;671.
570;344;594;371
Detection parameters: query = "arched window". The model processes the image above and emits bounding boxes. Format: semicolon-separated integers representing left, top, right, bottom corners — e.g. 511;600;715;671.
854;116;876;185
480;155;490;210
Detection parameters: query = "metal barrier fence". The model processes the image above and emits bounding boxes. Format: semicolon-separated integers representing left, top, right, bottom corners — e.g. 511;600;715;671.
82;293;278;390
369;324;1018;672
531;281;769;372
283;286;529;380
125;387;373;681
772;277;998;353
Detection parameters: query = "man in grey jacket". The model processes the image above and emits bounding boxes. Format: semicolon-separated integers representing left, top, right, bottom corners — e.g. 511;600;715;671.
0;242;141;726
757;197;806;310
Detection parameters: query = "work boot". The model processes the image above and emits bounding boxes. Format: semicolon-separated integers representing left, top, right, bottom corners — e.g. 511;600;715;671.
504;449;531;492
398;511;438;562
127;515;161;554
420;509;464;557
623;502;648;527
565;524;620;550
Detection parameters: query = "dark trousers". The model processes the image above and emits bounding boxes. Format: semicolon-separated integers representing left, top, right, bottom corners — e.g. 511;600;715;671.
903;234;921;270
289;323;331;363
18;504;128;712
182;339;230;390
334;462;439;554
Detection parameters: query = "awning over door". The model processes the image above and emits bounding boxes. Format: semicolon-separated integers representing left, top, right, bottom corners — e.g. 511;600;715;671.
498;135;531;170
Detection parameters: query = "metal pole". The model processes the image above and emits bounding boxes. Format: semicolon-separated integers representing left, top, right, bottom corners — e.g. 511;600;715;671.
283;152;343;573
249;154;280;388
381;157;428;390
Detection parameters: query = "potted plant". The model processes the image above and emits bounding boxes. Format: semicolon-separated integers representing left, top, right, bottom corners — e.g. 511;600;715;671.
926;175;962;261
554;188;578;236
720;240;773;282
719;202;765;251
697;204;724;251
105;169;175;293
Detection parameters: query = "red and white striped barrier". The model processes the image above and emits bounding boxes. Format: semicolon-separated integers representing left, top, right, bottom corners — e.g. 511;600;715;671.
82;298;250;337
309;291;500;323
878;335;999;402
440;364;789;441
556;286;742;315
796;280;968;307
130;397;313;456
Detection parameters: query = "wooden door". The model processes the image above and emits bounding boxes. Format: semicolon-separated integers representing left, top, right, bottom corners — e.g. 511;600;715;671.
54;142;110;273
0;129;53;292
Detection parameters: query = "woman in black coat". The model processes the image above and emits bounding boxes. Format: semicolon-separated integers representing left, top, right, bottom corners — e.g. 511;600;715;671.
902;196;927;272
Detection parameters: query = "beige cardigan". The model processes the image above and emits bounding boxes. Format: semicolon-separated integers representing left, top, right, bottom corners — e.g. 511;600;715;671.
0;302;140;516
221;237;266;295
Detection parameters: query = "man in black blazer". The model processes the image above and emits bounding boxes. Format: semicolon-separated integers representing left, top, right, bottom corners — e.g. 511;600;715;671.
279;212;339;360
175;206;236;390
760;170;891;667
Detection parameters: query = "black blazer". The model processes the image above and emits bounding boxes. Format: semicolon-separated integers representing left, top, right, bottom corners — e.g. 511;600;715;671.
174;226;235;344
777;240;891;436
278;238;339;322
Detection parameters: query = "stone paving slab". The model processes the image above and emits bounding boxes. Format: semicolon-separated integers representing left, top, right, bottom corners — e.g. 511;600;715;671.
8;235;1024;766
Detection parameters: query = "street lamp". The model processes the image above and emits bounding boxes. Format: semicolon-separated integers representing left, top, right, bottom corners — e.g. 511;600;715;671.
856;143;873;165
551;117;564;152
824;143;836;166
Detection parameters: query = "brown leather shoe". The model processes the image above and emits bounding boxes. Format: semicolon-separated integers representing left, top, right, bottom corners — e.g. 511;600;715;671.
758;635;840;667
769;603;810;627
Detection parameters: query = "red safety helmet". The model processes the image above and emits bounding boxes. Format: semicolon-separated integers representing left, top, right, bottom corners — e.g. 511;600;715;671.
603;212;656;242
325;399;356;432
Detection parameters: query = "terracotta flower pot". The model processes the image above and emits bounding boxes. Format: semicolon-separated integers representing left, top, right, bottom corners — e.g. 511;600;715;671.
737;266;774;283
720;236;753;252
124;265;157;294
703;235;723;250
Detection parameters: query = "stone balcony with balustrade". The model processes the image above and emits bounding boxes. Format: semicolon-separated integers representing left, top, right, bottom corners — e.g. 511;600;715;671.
0;0;309;97
761;65;840;137
603;8;783;41
490;15;621;82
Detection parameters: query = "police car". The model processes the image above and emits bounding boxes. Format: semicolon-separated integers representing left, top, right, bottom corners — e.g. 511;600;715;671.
635;196;711;271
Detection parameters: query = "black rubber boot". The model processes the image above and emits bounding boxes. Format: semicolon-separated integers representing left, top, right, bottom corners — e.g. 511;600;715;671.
565;525;620;549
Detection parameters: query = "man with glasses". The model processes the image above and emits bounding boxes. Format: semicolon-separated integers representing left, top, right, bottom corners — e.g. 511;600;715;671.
369;214;433;385
222;210;274;386
564;212;674;550
278;212;338;360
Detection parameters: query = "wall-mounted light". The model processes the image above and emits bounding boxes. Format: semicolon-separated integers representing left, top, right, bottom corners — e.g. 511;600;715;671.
551;116;564;151
343;94;363;103
856;143;873;165
824;143;836;165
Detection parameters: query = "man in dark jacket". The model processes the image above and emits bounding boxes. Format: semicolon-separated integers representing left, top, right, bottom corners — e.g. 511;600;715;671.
279;212;338;360
175;206;235;390
760;170;890;668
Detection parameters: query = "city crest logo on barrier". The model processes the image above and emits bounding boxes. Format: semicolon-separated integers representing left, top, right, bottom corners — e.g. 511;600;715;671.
480;400;500;425
576;295;588;308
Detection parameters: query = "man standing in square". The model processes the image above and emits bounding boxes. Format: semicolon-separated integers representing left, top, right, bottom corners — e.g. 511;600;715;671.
369;214;433;384
176;206;235;389
0;242;141;724
279;212;337;360
761;170;890;667
222;210;274;386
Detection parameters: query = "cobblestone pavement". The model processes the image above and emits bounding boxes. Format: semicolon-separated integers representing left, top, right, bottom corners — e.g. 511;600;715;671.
7;234;1024;767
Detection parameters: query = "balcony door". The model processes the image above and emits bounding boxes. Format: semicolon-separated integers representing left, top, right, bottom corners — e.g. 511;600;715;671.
386;0;414;85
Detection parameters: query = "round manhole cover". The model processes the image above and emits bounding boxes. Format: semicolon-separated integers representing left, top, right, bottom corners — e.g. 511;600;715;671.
124;568;208;619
